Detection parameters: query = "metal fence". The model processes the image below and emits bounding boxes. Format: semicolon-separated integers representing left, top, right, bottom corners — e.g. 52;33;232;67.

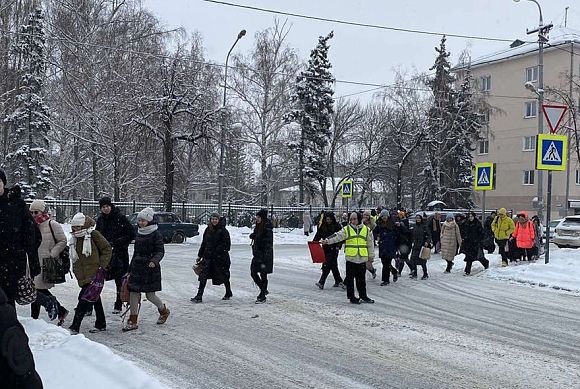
32;199;355;228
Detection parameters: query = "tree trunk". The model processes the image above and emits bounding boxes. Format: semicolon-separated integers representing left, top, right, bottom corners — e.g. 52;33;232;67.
91;143;99;200
163;123;174;212
396;163;403;209
299;127;305;204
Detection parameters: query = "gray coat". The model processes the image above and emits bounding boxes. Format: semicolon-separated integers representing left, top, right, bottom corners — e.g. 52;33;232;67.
34;220;67;290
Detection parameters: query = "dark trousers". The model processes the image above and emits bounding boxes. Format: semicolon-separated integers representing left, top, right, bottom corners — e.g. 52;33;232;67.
410;250;428;277
69;286;106;332
319;250;342;285
345;261;367;301
196;278;231;297
464;257;489;273
113;276;123;310
251;270;268;296
31;289;66;319
517;247;537;260
380;256;397;282
432;231;441;253
496;239;508;262
396;252;412;274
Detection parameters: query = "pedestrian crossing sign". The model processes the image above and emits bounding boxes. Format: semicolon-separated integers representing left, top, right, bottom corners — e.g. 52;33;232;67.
341;180;353;198
474;162;495;191
535;134;567;171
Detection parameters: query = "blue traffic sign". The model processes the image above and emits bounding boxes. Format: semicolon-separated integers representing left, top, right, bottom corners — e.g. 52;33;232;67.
536;134;567;171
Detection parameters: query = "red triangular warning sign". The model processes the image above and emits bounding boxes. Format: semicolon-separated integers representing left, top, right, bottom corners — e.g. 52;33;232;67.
542;104;568;134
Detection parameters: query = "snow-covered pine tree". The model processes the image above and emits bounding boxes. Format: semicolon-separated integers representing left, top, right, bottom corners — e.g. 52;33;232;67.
288;31;335;204
4;7;51;198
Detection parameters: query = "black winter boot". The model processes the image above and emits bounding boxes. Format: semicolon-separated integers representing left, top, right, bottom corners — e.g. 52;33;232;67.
68;306;86;334
444;261;454;273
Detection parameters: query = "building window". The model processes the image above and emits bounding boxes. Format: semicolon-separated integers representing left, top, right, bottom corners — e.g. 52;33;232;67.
576;170;580;185
525;66;538;82
478;139;489;154
523;170;535;185
480;110;490;124
523;136;536;151
480;75;491;92
525;101;537;118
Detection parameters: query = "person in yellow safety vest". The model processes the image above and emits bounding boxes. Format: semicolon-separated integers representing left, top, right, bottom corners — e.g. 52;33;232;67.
322;212;375;304
491;208;515;267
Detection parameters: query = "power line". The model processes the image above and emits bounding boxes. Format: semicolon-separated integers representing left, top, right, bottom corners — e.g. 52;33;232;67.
200;0;520;43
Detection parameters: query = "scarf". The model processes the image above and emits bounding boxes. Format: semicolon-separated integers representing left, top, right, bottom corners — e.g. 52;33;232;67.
34;213;51;224
69;227;95;263
138;224;158;235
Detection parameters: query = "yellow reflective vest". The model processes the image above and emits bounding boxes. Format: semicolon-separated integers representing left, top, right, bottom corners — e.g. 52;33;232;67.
344;225;369;257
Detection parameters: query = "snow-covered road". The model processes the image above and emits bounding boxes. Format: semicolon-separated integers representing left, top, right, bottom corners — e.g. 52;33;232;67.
23;243;580;388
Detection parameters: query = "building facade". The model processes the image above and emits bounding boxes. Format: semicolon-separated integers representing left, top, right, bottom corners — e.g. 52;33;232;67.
457;28;580;218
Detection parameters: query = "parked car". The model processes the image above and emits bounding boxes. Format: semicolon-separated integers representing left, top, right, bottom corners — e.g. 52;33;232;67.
553;216;580;248
129;211;199;243
542;219;563;240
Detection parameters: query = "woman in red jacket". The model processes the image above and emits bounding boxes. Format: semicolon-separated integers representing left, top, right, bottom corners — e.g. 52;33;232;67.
510;211;536;261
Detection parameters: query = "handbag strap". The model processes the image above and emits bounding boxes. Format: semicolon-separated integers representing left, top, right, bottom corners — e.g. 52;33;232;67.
48;220;58;244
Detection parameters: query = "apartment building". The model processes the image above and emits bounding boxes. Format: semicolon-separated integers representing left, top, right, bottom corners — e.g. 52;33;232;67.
456;28;580;218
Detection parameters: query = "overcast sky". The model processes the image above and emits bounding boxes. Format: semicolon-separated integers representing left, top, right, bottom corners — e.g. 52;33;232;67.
142;0;580;100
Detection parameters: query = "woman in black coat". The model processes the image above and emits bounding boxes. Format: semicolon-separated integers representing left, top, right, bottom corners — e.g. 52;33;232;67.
373;211;399;286
250;209;273;304
124;207;169;331
314;212;344;290
192;212;232;303
461;212;489;275
0;172;41;307
410;214;431;280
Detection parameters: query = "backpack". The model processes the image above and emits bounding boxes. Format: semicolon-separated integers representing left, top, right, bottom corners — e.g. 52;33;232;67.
48;221;71;279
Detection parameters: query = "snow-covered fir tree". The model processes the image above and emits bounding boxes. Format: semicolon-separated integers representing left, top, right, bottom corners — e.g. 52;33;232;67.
4;8;52;198
421;36;481;208
288;31;335;203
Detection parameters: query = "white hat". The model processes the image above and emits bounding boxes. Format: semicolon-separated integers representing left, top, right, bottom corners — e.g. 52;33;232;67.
29;199;46;212
137;207;155;222
70;212;86;227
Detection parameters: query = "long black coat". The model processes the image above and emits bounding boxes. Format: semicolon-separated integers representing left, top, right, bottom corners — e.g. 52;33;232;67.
197;219;231;285
313;215;342;262
96;206;135;279
461;219;483;260
0;287;43;388
411;220;432;257
0;187;41;303
128;229;164;292
250;220;273;274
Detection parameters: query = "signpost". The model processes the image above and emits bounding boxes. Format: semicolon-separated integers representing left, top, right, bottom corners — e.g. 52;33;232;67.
341;180;353;199
474;162;496;221
538;104;569;264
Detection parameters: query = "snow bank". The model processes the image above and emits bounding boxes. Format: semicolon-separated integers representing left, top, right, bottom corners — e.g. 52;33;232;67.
22;318;170;389
485;248;580;293
188;224;313;245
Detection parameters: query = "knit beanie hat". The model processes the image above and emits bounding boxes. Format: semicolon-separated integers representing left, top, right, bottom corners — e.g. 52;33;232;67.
446;212;455;221
70;212;86;227
256;209;268;219
210;212;220;219
0;169;6;186
379;209;389;218
99;196;113;208
137;207;155;222
29;199;46;213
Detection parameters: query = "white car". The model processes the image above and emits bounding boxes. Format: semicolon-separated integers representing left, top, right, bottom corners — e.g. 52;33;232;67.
543;219;563;239
553;216;580;248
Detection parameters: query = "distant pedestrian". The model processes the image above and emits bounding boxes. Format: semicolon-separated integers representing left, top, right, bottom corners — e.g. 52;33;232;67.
68;213;112;334
531;215;544;257
461;212;489;275
428;212;442;253
192;212;232;303
250;209;273;304
0;170;41;307
491;208;515;267
29;199;69;326
395;211;413;275
511;211;536;261
303;211;313;237
483;211;497;253
441;213;462;273
322;212;375;304
373;210;399;285
123;208;170;332
314;212;344;290
410;214;431;280
96;196;135;314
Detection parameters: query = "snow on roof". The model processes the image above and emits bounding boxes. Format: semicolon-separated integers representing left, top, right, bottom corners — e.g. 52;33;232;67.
455;27;580;70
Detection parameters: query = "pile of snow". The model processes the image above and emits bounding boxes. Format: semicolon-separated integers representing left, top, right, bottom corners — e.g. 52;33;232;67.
22;318;170;389
485;248;580;293
188;224;313;245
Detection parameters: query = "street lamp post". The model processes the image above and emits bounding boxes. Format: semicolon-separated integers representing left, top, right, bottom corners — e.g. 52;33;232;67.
217;29;246;214
514;0;552;222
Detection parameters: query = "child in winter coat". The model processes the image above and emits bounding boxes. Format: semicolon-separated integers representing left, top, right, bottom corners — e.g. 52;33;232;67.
491;208;515;267
68;213;112;334
123;208;169;332
440;213;462;273
511;211;537;261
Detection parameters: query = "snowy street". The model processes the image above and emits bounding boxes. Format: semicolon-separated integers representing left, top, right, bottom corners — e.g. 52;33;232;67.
21;237;580;389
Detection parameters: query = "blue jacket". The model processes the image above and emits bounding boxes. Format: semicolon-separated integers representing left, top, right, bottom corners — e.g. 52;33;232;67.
373;223;398;259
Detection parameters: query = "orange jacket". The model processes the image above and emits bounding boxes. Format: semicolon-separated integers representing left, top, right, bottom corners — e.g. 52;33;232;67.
512;221;536;249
